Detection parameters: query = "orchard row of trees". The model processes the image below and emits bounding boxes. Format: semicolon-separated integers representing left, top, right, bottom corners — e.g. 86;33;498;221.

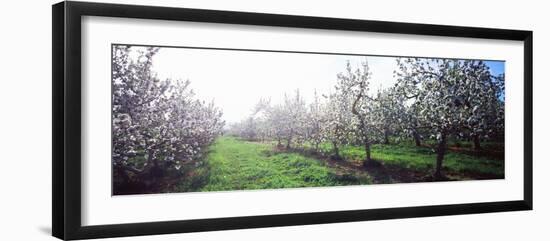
229;58;505;178
112;46;224;194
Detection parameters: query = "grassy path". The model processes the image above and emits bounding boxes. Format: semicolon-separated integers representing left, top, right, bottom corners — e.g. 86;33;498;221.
199;137;371;192
176;136;504;192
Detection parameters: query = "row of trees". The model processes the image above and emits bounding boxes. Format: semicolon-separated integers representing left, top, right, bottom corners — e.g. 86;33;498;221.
229;58;504;178
112;46;224;193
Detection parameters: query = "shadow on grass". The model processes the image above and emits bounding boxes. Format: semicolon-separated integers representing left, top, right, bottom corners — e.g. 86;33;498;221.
271;146;503;185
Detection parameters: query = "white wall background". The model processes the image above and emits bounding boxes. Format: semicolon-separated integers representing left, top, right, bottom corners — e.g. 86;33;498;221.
0;0;547;240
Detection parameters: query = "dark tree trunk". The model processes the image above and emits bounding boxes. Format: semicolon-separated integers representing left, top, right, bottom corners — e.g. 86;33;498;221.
276;138;284;150
413;130;422;147
434;132;447;179
363;139;381;168
473;134;481;151
332;141;340;158
114;164;130;183
365;142;372;163
383;128;390;144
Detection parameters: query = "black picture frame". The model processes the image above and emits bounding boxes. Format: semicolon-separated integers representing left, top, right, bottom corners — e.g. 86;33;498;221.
52;1;533;240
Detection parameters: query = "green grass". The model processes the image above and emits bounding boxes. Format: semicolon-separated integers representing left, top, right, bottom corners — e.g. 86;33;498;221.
194;136;371;192
316;142;503;177
174;136;504;192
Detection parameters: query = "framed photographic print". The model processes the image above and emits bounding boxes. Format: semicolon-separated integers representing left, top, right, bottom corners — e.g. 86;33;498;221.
52;1;533;240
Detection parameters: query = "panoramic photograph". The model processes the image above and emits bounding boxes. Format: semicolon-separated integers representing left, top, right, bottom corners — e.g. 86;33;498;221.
111;44;505;195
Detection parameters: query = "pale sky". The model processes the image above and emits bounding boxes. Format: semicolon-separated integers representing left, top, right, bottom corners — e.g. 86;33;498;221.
151;47;398;124
143;46;504;124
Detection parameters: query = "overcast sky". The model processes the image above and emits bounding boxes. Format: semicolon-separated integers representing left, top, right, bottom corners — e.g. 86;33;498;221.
145;46;504;124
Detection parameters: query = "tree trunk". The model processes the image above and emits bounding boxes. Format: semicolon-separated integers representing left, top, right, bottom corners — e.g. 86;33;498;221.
413;130;422;146
383;128;390;144
332;141;340;158
286;137;291;149
365;142;372;163
434;132;447;179
114;164;131;183
363;139;381;168
473;134;481;151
